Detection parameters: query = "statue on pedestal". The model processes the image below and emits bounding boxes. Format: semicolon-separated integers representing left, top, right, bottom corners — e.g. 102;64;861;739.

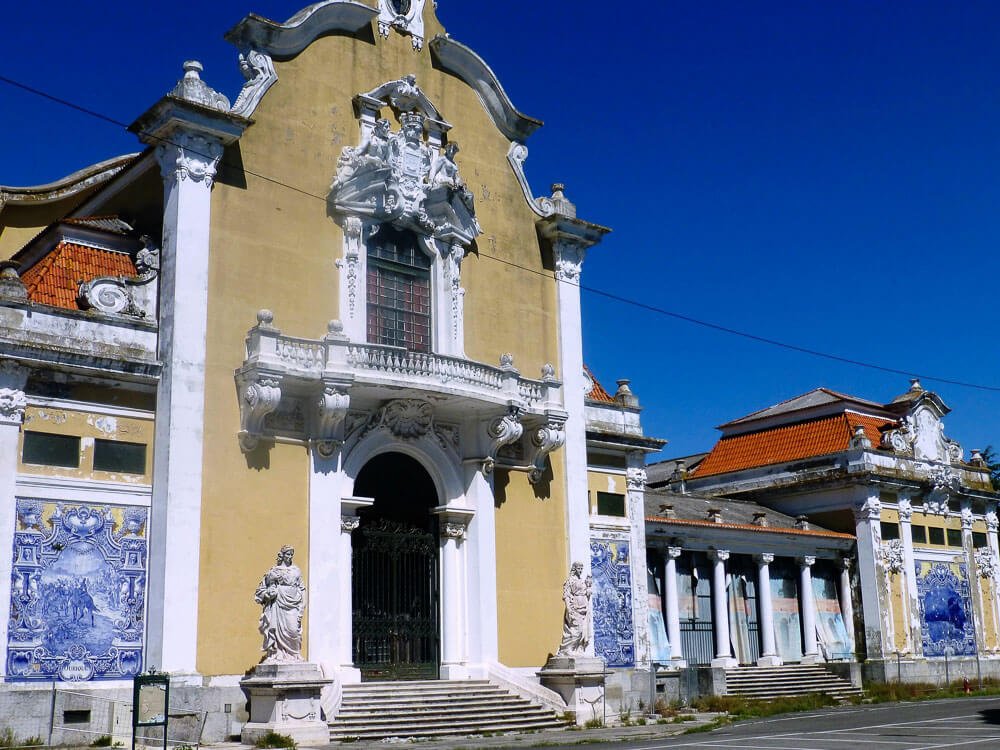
557;561;593;656
254;545;305;664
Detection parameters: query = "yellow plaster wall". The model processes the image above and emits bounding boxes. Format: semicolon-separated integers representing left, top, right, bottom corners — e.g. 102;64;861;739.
979;577;999;651
197;7;564;673
494;455;569;667
587;470;625;514
888;572;908;653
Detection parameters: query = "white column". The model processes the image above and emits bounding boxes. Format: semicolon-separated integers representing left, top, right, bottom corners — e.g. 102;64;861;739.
145;132;224;677
853;492;888;659
960;499;982;657
897;495;919;655
433;505;474;679
0;361;28;677
710;549;736;667
664;547;684;666
799;556;819;663
839;557;856;657
755;553;781;666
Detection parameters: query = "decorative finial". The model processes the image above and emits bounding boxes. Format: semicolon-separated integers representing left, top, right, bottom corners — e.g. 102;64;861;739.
256;309;275;327
909;377;923;392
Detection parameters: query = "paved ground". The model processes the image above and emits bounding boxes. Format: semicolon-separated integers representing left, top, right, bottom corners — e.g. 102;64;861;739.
308;695;1000;749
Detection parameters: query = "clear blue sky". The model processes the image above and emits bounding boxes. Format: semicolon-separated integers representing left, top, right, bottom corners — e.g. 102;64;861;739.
3;1;999;460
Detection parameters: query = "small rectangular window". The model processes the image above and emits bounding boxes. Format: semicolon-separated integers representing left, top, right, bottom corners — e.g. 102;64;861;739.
880;522;900;541
947;529;964;548
596;492;626;517
929;527;945;545
973;532;988;548
22;432;80;468
63;709;91;724
93;439;147;475
911;525;927;544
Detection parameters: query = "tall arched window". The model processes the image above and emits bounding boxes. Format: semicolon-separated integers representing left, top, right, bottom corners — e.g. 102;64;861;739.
366;225;432;352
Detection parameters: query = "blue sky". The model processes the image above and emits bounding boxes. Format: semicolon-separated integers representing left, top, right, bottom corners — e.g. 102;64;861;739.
3;1;999;459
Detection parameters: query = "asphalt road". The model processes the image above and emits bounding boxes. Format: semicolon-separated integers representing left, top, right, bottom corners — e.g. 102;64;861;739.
540;697;1000;750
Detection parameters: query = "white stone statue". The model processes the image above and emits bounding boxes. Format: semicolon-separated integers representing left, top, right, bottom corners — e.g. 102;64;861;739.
331;118;391;190
557;561;593;656
255;545;305;664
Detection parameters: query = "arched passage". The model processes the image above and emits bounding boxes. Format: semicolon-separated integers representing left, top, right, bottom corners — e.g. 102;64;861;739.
352;452;440;680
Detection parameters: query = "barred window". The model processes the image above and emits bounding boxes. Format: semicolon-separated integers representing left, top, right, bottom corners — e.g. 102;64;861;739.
366;226;431;352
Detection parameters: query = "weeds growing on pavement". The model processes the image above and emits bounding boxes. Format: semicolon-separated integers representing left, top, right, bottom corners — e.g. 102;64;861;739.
859;677;1000;704
691;692;838;718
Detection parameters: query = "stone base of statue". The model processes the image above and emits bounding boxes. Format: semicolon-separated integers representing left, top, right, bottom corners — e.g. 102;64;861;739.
240;662;333;747
538;655;605;726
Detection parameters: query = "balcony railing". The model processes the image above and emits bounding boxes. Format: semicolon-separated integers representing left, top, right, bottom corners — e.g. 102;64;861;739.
241;313;560;410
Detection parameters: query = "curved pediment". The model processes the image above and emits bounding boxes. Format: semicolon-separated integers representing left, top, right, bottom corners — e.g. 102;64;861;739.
224;1;377;59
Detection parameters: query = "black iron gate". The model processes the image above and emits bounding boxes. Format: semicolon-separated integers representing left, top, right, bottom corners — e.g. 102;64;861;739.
352;518;440;680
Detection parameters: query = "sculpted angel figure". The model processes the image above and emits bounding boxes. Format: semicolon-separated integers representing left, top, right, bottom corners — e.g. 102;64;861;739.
429;142;476;216
331;118;392;190
557;561;593;656
255;545;305;663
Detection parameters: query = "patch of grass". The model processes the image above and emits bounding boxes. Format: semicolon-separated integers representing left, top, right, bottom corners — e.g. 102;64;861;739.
254;731;297;749
582;717;604;729
691;691;837;719
860;678;1000;704
90;737;113;747
671;714;696;723
683;716;730;734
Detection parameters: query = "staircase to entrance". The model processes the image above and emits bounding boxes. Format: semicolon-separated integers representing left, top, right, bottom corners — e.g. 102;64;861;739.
724;664;862;701
328;680;569;741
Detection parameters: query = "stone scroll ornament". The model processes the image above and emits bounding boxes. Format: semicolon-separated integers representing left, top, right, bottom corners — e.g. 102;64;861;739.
254;545;305;664
556;561;593;657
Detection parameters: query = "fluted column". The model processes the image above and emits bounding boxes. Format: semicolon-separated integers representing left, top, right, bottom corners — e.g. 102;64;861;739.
800;556;819;663
710;549;736;667
0;361;28;677
664;546;684;665
839;557;856;657
756;553;781;666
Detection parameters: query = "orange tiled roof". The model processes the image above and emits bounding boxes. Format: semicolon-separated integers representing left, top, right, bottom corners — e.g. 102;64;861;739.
20;241;136;310
690;412;894;478
585;365;615;404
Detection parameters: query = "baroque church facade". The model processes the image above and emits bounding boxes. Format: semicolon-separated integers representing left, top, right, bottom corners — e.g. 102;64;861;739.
0;0;662;739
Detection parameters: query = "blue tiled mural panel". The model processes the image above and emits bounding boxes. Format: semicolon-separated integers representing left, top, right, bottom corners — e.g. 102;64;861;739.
915;560;976;657
7;498;148;681
590;538;634;667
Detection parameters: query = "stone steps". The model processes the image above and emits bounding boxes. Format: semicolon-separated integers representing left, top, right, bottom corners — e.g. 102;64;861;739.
328;679;568;741
725;664;863;701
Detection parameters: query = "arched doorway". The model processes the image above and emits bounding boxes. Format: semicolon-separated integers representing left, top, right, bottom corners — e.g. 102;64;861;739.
352;452;440;680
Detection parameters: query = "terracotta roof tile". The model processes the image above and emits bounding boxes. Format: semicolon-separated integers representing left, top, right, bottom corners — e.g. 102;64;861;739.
584;365;615;404
20;241;136;310
691;412;894;478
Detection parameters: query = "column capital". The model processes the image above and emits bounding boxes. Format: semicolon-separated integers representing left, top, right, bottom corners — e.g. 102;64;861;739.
666;546;683;559
710;549;730;562
839;556;853;571
340;515;361;533
961;499;974;531
0;360;29;426
898;497;913;522
986;511;998;533
854;495;882;523
800;556;816;568
756;553;775;565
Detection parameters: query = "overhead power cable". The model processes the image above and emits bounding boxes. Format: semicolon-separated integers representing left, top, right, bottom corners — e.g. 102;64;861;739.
2;72;999;394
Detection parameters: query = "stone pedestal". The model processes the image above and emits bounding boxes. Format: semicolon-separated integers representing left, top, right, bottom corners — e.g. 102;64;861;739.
538;656;605;726
240;663;332;747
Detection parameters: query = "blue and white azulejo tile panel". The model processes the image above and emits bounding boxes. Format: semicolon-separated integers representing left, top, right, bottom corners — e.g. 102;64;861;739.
7;498;148;681
915;559;976;657
590;538;634;667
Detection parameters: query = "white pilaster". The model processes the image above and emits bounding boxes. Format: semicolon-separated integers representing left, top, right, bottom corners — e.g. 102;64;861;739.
839;557;856;657
897;495;920;655
709;549;736;668
986;509;1000;653
433;505;474;679
146;133;224;675
799;556;819;663
664;547;684;665
960;498;983;656
307;449;348;676
0;361;28;676
463;463;498;675
853;491;888;659
134;62;248;676
625;453;651;668
755;553;781;667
